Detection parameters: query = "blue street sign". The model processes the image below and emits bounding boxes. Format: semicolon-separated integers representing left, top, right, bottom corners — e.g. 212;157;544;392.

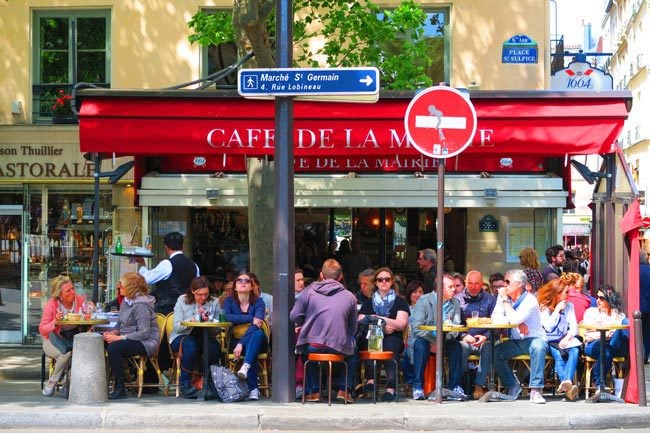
238;67;380;97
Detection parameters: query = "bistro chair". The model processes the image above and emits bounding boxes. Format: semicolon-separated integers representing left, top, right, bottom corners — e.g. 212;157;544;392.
164;313;182;397
509;354;555;395
123;312;169;397
302;352;348;406
359;350;398;403
227;320;271;397
581;354;626;399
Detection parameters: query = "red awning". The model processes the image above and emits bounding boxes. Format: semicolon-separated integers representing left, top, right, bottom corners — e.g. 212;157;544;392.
78;89;631;163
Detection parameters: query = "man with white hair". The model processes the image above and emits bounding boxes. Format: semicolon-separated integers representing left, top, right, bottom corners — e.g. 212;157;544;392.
491;269;548;404
417;248;437;294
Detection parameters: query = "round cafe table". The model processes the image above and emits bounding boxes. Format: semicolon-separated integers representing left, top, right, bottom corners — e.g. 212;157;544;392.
466;322;518;396
180;321;232;401
57;318;109;332
578;322;629;403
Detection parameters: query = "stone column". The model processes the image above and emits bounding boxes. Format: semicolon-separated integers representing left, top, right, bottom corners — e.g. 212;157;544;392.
68;332;107;404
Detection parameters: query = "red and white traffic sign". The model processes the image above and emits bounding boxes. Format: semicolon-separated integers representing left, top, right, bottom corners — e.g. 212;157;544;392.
404;86;477;159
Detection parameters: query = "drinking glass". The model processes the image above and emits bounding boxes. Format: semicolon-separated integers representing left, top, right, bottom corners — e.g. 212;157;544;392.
471;311;479;320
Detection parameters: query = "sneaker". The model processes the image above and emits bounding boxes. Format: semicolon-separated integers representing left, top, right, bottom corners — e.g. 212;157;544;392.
237;362;251;380
529;389;546;404
42;382;55;397
412;388;425;400
557;379;572;394
507;384;522;399
304;392;320;402
60;384;69;399
451;385;468;401
336;390;354;403
566;385;579;402
473;385;487;400
247;388;260;401
381;391;396;402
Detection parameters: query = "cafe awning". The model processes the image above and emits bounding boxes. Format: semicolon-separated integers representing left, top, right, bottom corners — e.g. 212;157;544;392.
78;89;632;166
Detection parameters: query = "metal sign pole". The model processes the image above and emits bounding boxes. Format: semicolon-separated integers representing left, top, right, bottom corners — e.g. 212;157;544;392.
434;158;445;404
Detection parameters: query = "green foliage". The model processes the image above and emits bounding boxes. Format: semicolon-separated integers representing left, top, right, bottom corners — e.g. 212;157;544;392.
187;0;433;89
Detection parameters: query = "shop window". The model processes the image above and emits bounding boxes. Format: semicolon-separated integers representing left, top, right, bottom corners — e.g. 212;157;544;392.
32;10;111;123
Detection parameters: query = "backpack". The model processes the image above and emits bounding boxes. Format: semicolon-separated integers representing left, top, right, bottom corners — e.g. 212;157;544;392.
210;364;249;402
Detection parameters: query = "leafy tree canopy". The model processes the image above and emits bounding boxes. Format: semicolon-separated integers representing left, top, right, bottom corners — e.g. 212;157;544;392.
188;0;433;89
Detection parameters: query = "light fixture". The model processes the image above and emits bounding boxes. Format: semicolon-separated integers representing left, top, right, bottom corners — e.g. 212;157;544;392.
206;188;221;199
484;188;497;199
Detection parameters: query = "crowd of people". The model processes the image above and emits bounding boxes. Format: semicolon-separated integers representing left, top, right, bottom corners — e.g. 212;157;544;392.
39;232;642;405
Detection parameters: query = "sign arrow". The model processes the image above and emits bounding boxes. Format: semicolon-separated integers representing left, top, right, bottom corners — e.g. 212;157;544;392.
359;75;374;86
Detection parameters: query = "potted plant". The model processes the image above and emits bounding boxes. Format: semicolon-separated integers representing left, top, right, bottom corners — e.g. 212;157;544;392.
51;89;76;124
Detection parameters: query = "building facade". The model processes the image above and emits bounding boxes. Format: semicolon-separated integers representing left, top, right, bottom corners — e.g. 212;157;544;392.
1;1;632;345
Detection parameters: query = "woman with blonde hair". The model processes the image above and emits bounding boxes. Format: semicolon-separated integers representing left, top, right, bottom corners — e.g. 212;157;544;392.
102;272;159;399
38;274;85;397
519;247;543;292
537;278;581;400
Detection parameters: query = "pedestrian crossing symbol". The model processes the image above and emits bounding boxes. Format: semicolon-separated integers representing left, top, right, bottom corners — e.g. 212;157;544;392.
243;74;258;90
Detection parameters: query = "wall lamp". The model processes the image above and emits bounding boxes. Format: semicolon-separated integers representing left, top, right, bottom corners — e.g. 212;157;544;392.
484;188;497;199
206;188;221;199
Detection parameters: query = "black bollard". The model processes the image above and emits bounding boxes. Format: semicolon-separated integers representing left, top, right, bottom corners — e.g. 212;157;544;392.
633;311;647;406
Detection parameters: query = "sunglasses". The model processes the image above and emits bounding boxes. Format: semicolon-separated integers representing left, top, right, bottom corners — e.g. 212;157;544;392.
597;295;606;301
376;277;392;283
236;277;251;284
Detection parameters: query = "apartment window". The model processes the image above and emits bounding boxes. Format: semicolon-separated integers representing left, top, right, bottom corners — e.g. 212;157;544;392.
32;10;111;123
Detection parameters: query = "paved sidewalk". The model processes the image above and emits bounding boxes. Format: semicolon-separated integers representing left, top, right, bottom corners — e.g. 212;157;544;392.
1;345;649;431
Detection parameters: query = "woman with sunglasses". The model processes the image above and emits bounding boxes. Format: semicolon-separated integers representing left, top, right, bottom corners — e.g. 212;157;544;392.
537;279;581;401
169;276;222;398
581;285;629;390
223;271;268;401
357;267;409;402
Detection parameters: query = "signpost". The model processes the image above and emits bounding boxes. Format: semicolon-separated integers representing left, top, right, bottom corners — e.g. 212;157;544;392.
404;86;477;403
238;67;379;97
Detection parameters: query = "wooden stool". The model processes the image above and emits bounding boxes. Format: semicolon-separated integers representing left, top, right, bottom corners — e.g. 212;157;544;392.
359;350;398;403
302;353;348;406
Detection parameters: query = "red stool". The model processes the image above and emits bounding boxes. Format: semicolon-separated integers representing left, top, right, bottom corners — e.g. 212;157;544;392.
302;353;348;406
359;351;398;403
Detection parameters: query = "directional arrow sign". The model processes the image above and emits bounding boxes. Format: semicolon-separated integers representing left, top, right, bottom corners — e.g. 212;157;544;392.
238;67;379;97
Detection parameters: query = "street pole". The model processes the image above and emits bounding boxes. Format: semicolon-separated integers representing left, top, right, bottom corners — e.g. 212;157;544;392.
272;0;295;403
434;158;445;404
92;153;101;303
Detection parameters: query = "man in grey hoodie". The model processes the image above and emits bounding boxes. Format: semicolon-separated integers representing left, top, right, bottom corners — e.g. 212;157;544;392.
290;259;358;403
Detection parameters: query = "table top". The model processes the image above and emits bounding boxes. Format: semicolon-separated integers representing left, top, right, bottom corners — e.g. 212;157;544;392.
578;323;629;331
466;322;518;329
57;318;109;326
418;325;469;333
181;321;232;328
110;251;154;258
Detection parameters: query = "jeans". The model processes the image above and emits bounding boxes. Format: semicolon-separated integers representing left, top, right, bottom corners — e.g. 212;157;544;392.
106;339;147;381
584;328;629;386
361;334;403;387
230;327;268;391
170;332;221;387
460;340;492;387
302;345;357;394
494;337;548;389
548;344;579;383
412;337;463;390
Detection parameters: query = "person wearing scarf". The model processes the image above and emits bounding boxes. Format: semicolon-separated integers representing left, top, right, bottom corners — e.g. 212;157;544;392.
491;269;548;404
358;267;409;402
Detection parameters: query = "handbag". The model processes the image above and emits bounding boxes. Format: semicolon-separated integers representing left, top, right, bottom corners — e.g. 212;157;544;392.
49;331;73;354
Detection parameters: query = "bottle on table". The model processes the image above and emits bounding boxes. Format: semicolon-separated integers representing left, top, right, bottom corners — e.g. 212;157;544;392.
115;236;123;254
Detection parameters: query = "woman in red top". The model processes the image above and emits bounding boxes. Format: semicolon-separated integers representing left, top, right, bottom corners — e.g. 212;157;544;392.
38;275;85;398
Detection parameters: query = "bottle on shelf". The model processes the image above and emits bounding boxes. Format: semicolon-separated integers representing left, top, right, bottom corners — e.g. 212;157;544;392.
145;236;152;251
115;236;123;254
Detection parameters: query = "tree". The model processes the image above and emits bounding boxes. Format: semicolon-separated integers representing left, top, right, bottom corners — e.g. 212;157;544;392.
188;0;433;88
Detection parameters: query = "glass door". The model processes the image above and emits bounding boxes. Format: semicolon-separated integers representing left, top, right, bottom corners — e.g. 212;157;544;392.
0;205;24;343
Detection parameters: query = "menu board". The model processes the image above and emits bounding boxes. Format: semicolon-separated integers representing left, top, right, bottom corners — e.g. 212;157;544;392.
506;223;533;262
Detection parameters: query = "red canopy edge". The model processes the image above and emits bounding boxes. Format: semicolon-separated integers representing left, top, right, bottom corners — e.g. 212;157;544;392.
78;89;631;160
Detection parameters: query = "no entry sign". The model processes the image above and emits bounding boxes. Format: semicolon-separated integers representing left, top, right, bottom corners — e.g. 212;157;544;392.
404;86;477;158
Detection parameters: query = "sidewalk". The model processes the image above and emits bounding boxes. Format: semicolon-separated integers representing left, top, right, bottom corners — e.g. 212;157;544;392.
1;345;649;431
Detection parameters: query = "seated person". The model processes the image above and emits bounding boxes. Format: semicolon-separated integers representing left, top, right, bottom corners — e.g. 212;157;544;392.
582;285;629;389
538;278;581;401
455;270;496;400
357;267;409;402
102;272;160;400
169;276;222;398
223;272;268;401
290;259;358;403
356;268;375;304
491;269;548;404
408;273;465;400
